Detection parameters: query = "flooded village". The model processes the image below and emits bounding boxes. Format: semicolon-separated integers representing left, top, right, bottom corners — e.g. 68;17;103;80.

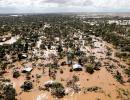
0;14;130;100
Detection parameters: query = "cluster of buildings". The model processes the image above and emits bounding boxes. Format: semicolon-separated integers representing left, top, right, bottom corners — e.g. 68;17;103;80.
108;20;130;25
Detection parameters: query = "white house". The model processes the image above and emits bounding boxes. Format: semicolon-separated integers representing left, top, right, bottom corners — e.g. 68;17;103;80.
72;64;82;71
22;67;33;73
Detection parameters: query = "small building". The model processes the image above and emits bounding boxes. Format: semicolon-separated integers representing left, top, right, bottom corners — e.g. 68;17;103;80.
43;80;56;89
44;80;55;86
22;67;33;73
18;53;28;60
72;64;82;71
22;54;28;58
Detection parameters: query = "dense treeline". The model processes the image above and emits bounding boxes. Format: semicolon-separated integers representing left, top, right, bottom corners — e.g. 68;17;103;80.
0;14;130;62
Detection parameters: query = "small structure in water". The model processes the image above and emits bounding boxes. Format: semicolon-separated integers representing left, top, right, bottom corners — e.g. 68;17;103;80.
22;67;33;73
72;63;82;71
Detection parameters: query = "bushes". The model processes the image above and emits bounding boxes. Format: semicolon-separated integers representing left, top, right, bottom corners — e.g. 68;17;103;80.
69;68;73;72
66;75;79;87
85;64;94;74
94;62;101;70
87;86;101;92
0;61;7;71
66;75;80;93
40;44;46;49
44;82;65;98
60;69;63;74
115;52;130;59
21;81;33;91
3;84;16;100
125;67;130;77
114;71;123;84
85;62;101;74
59;52;66;59
13;71;20;78
72;75;79;82
78;55;88;65
61;61;66;66
51;82;65;98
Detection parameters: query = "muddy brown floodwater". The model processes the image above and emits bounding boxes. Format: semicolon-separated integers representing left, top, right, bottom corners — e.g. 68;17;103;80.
3;35;130;100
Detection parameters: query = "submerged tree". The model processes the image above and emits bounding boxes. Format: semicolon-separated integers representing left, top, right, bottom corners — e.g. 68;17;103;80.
3;84;16;100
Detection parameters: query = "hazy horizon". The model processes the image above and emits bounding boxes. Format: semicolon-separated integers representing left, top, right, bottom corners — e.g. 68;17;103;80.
0;0;130;13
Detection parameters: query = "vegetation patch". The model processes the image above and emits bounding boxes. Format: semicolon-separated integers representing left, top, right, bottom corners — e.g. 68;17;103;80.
85;64;94;74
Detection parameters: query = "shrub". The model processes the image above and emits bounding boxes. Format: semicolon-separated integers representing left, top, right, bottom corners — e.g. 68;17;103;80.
94;61;101;70
51;82;65;98
40;44;46;49
60;69;63;74
21;81;33;91
72;75;79;82
3;84;16;100
125;67;130;77
69;68;73;72
78;55;88;65
114;71;123;83
13;71;20;78
61;61;66;66
85;64;94;74
66;75;80;93
87;86;102;92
